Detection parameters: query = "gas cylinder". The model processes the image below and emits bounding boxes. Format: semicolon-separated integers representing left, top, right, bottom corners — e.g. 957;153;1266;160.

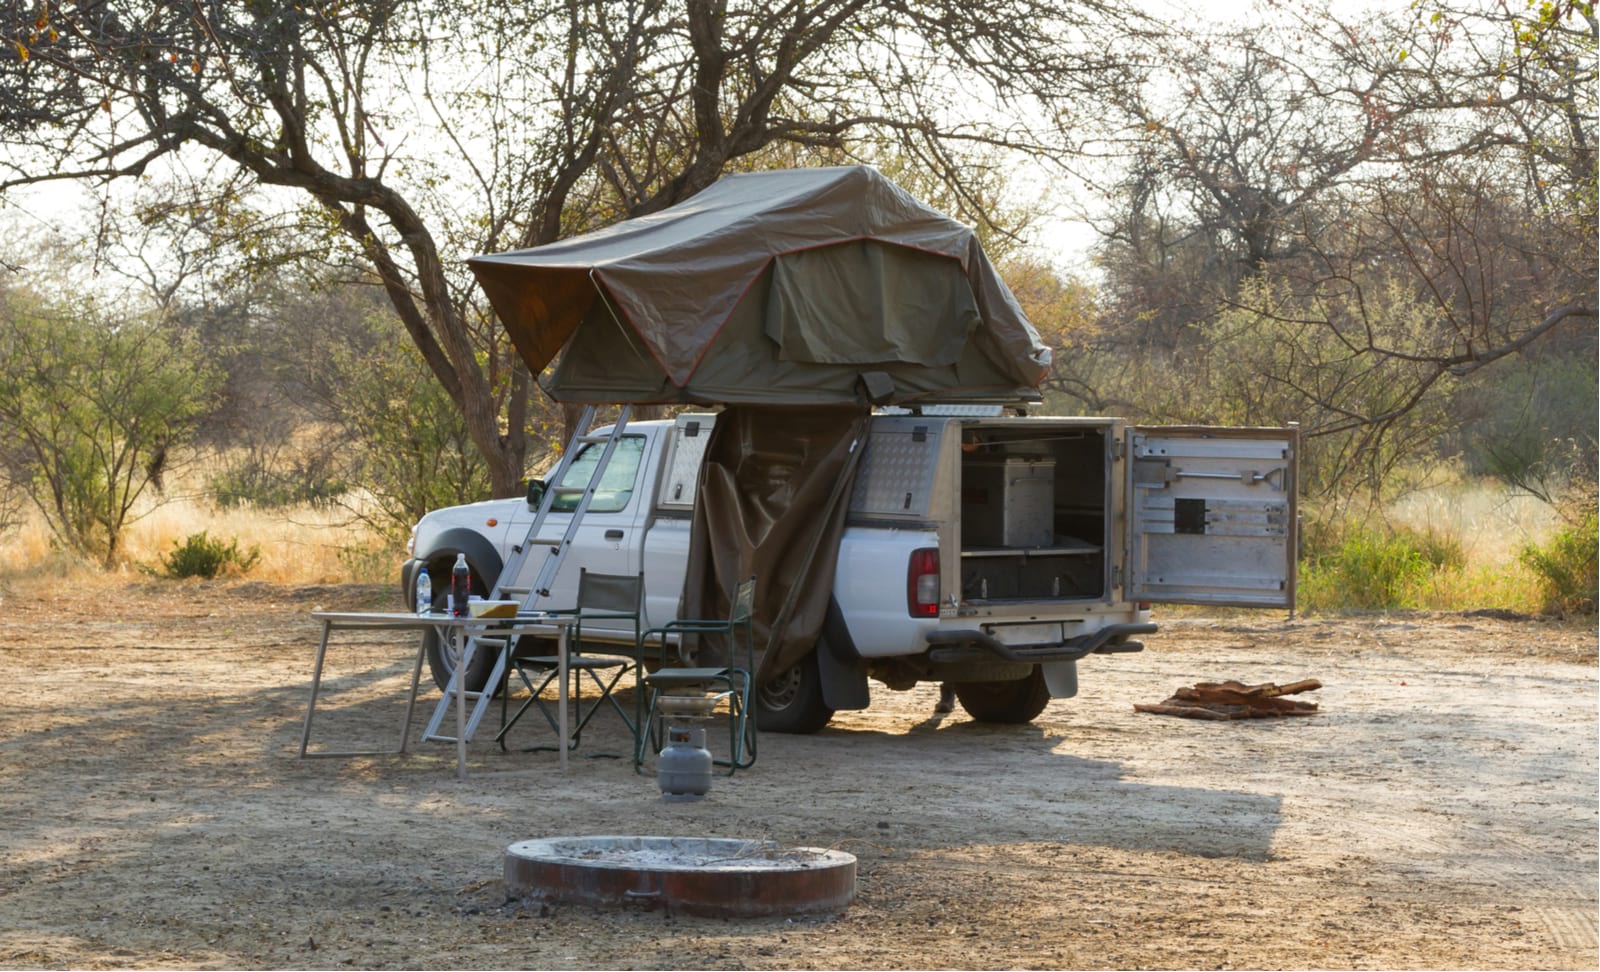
657;725;713;801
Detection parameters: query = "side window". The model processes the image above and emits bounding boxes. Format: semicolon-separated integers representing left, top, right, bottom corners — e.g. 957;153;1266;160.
549;436;645;513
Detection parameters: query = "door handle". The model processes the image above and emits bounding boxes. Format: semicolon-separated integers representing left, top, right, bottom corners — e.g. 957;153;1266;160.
605;529;625;540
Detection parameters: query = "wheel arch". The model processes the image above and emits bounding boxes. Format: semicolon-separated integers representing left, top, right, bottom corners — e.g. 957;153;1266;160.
417;528;504;594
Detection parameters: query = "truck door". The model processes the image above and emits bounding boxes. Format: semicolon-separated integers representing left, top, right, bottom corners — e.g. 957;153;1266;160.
518;433;651;622
1126;426;1297;608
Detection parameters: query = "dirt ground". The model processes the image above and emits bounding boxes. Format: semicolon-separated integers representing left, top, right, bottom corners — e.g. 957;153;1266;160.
0;579;1595;970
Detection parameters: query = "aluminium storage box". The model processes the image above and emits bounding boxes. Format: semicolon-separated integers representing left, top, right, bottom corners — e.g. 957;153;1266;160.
960;457;1055;548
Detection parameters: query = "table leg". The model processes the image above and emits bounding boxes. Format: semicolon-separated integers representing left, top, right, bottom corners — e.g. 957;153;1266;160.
454;627;468;781
398;634;427;755
299;620;333;757
558;623;569;773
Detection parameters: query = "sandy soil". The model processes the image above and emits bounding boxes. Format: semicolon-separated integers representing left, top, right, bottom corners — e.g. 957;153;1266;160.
0;579;1595;970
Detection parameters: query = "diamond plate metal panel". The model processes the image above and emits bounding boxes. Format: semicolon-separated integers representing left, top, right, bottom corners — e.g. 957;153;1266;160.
851;424;942;515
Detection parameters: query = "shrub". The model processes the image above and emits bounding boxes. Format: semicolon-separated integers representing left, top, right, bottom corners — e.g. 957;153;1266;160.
0;290;223;566
1300;520;1465;612
336;540;397;584
158;531;261;579
209;448;348;510
1520;501;1598;617
310;312;494;543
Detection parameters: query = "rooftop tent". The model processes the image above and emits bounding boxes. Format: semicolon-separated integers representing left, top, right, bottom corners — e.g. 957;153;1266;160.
468;165;1051;405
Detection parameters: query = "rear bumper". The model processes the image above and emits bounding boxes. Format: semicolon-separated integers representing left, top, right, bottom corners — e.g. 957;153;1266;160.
924;622;1157;664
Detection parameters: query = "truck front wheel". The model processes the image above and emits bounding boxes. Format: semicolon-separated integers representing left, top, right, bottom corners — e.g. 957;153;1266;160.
953;668;1051;724
756;652;835;734
424;629;504;696
419;554;500;695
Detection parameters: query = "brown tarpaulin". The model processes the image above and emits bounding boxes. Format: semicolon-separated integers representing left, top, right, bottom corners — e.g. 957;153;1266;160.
469;166;1051;406
677;405;870;681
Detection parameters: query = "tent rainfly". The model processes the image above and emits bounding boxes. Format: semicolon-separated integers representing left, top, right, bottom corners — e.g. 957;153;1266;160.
469;165;1052;405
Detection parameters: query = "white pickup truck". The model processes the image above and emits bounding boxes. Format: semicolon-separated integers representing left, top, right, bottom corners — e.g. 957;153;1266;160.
401;411;1297;732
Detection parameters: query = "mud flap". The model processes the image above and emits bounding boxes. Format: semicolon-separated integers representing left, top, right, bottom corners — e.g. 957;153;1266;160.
1042;660;1079;699
818;641;870;710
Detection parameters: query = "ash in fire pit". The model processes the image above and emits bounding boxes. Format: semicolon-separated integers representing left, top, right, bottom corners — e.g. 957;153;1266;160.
504;836;856;917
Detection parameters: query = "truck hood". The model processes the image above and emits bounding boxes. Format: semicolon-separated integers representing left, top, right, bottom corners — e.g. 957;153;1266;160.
412;496;523;551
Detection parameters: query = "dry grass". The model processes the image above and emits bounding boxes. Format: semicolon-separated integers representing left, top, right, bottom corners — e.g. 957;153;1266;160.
1383;481;1564;614
1292;478;1585;616
1388;482;1559;569
0;482;396;589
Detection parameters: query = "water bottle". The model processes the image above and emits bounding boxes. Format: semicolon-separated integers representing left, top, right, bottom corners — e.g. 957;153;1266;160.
451;553;471;617
415;566;432;615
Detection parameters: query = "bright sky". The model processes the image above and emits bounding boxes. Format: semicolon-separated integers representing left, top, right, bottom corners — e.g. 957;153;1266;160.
1;0;1395;278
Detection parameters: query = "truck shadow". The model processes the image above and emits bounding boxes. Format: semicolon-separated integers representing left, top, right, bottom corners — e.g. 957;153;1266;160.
769;717;1282;863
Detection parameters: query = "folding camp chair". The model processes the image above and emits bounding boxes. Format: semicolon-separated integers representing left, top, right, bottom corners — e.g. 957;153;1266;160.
634;575;758;774
496;569;643;757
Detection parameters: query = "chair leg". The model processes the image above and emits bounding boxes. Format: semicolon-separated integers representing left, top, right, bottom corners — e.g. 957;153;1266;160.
634;687;661;773
495;664;544;751
563;666;632;754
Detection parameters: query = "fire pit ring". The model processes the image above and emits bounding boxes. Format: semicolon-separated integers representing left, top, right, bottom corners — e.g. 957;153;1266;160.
504;835;856;917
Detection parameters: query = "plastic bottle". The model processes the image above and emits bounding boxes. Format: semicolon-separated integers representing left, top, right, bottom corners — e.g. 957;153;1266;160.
451;553;471;617
415;566;432;615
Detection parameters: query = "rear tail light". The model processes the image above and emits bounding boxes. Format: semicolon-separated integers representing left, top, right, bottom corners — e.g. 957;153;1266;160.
907;547;940;617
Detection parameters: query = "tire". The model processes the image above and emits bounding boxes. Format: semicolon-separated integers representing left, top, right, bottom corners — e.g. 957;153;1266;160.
953;667;1051;724
756;651;835;734
421;554;501;695
423;627;504;695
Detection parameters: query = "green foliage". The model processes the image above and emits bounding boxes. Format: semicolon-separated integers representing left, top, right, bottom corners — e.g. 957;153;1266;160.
0;287;222;567
157;531;261;579
336;539;399;584
1299;518;1466;612
1456;351;1598;502
209;446;348;510
1519;497;1599;617
321;311;494;542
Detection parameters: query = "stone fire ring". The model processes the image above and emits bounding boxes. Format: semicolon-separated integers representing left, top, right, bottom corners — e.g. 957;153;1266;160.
504;836;857;918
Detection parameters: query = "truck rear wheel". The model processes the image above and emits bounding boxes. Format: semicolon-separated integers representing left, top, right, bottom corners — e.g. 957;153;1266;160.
757;652;835;734
953;668;1051;724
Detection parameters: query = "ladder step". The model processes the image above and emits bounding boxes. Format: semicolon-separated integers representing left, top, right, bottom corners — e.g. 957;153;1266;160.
434;689;494;703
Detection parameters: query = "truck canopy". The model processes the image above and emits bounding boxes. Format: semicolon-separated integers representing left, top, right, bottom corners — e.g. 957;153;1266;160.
468;165;1051;406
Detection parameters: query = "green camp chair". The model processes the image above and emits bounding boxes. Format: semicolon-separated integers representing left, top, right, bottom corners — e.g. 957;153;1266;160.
634;576;758;774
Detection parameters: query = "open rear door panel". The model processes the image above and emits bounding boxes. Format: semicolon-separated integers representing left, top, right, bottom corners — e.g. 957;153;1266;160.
1126;426;1297;608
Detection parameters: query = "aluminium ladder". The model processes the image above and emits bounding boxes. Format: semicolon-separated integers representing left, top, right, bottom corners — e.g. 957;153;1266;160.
421;404;633;746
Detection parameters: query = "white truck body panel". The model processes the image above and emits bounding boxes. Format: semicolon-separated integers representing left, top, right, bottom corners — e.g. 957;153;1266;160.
405;413;1298;703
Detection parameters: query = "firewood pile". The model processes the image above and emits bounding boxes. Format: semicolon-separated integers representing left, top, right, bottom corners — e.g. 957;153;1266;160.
1135;679;1322;720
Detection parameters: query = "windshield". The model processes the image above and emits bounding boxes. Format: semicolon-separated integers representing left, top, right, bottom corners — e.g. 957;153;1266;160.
547;436;645;513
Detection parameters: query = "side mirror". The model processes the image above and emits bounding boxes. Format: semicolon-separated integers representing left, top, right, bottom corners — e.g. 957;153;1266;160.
525;478;546;510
